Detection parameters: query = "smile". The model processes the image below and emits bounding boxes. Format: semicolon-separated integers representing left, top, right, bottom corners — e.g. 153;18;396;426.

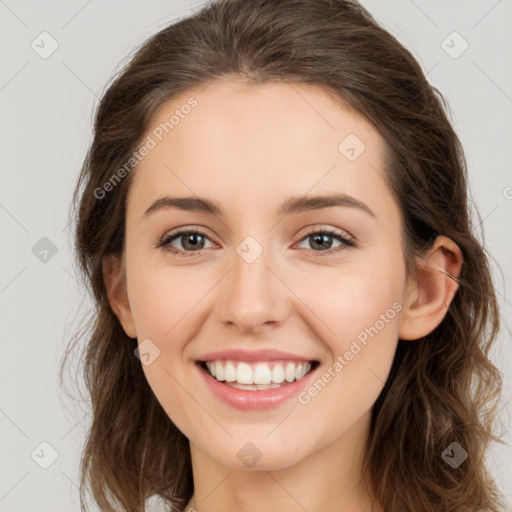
203;360;315;390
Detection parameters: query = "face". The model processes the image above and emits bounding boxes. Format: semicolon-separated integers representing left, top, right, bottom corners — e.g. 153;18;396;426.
113;78;411;471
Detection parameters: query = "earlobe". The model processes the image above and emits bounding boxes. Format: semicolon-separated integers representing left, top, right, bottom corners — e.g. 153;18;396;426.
399;235;463;341
102;254;137;338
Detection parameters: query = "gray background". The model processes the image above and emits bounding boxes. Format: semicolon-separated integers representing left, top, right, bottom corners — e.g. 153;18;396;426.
1;0;511;510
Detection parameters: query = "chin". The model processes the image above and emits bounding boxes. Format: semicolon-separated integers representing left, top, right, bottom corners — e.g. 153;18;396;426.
203;436;311;472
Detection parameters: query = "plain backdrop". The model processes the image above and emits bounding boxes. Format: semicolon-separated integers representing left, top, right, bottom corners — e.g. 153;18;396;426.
1;1;511;510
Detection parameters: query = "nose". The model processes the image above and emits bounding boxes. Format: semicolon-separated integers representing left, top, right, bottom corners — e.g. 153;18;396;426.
216;244;290;335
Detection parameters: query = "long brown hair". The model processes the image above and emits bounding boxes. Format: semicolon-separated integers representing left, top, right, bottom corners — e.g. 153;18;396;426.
60;0;507;510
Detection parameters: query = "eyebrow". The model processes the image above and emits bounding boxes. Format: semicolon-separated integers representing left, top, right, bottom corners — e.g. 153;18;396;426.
142;192;376;219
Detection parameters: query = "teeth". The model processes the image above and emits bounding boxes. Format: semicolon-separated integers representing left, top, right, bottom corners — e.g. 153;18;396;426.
203;360;313;386
215;361;225;381
285;362;296;382
226;382;283;390
254;363;272;385
224;361;237;382
206;361;215;377
237;362;253;384
271;364;285;384
294;363;304;381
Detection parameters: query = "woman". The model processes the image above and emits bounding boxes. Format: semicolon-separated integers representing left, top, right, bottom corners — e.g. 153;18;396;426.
61;0;507;510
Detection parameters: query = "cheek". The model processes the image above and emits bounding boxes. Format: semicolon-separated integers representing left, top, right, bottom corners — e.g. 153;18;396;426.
288;286;402;459
126;253;207;342
126;260;205;432
292;253;404;408
295;255;405;351
125;254;214;399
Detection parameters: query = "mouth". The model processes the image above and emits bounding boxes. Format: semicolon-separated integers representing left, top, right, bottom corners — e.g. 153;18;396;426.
197;359;320;391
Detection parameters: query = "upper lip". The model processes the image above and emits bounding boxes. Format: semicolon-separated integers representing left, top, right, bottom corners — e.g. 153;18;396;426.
197;349;317;363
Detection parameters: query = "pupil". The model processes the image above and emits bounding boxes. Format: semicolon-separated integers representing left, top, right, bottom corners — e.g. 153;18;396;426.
312;233;332;250
185;233;203;250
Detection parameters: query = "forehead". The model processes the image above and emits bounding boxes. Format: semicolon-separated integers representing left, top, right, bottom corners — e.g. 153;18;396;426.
127;78;396;225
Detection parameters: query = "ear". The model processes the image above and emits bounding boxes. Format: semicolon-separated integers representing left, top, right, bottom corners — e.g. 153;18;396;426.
399;235;463;341
102;254;137;339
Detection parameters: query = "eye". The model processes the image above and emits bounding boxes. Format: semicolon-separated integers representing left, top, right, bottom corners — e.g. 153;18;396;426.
295;228;355;255
155;228;215;257
155;226;355;257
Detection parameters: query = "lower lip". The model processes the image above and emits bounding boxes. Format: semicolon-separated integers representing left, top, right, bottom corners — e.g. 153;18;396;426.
196;362;318;410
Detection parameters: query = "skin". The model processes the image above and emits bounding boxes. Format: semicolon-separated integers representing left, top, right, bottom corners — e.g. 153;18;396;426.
104;77;463;512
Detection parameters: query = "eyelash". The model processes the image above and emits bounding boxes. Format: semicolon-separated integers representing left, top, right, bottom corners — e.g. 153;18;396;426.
155;227;355;258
